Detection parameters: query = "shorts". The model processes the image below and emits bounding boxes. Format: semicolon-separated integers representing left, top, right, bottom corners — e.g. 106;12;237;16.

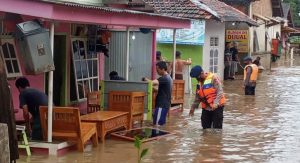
153;107;169;126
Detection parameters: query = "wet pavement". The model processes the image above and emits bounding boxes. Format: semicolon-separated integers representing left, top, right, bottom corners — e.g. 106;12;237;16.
18;56;300;163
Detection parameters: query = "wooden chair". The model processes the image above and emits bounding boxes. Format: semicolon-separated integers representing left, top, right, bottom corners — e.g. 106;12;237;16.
39;106;98;152
108;91;145;128
87;91;101;114
171;80;185;111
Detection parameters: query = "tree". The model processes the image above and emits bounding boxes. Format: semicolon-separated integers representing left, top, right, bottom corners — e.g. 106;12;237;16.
283;0;300;27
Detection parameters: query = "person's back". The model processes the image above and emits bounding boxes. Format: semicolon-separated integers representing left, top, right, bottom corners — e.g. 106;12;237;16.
20;88;48;117
173;51;191;79
175;59;185;74
16;77;48;140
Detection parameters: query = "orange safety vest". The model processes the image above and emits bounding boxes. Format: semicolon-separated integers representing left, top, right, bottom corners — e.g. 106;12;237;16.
244;64;259;81
197;73;226;109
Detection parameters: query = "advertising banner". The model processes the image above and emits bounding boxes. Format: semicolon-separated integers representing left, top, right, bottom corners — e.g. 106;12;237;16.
157;20;205;45
226;30;249;53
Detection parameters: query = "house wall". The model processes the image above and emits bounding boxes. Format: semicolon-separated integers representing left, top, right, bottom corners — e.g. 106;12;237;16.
3;14;108;119
267;24;281;51
3;16;45;121
156;43;203;89
252;0;273;17
256;20;267;52
105;31;153;82
203;20;225;81
251;0;275;54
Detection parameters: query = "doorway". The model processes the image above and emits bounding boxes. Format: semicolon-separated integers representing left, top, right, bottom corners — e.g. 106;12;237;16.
45;35;67;106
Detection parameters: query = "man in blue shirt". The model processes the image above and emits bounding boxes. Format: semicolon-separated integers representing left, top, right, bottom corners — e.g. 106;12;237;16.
144;61;173;126
15;77;48;140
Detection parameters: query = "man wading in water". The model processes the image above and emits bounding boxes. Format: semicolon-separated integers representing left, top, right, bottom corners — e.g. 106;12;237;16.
189;66;226;129
143;61;172;126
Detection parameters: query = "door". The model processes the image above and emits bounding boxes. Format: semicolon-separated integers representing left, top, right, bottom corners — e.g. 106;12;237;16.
53;35;67;106
128;32;152;81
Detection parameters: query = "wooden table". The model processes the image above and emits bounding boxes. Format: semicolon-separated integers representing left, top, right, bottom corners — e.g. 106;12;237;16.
81;111;129;142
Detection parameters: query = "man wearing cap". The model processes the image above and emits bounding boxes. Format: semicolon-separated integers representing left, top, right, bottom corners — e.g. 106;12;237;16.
243;56;258;95
189;66;226;129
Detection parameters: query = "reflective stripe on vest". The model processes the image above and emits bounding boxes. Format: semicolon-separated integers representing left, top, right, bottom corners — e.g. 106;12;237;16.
198;73;225;109
244;64;259;81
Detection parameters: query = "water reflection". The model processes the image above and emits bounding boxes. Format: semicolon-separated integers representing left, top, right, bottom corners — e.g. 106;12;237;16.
18;56;300;163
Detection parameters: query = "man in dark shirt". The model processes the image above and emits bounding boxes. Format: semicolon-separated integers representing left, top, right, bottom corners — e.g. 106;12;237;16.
230;42;240;79
144;61;172;126
224;42;232;80
154;61;172;126
109;71;125;80
15;77;48;140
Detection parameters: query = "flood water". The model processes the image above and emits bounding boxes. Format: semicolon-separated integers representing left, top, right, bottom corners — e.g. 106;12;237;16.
18;56;300;163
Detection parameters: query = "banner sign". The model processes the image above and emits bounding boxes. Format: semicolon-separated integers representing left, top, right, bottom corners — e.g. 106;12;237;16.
156;20;205;45
226;30;249;53
289;36;300;44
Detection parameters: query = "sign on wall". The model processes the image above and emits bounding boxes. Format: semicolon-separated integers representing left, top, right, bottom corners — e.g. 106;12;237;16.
156;20;205;45
226;30;249;53
289;36;300;44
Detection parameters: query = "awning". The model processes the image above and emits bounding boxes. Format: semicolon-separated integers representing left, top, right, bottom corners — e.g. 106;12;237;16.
253;13;270;22
282;26;299;33
0;0;190;29
265;16;282;27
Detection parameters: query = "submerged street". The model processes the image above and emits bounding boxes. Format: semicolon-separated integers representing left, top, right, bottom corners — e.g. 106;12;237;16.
18;56;300;163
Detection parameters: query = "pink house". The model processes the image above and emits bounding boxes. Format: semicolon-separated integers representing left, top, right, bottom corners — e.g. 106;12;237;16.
0;0;190;121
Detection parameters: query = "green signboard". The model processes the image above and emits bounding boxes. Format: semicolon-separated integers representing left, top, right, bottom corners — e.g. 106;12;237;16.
289;36;300;44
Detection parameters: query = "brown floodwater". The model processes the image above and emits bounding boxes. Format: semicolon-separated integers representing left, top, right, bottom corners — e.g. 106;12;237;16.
18;56;300;163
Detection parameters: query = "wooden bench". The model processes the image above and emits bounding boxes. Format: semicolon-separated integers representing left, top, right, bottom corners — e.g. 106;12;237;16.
87;91;102;114
39;106;98;152
152;80;185;112
108;91;145;128
171;80;185;110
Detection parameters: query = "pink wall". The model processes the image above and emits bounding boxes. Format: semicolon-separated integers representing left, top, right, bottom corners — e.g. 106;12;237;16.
3;15;80;120
2;15;45;121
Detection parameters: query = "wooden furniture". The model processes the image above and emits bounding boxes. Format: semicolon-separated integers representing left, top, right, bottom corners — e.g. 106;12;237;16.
39;106;98;152
108;91;145;128
80;111;129;142
87;91;101;114
111;127;174;143
152;80;185;111
171;80;185;110
16;125;31;156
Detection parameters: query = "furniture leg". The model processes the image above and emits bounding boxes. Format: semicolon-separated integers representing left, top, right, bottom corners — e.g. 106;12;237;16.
77;139;84;152
21;130;31;156
101;132;106;142
91;133;98;147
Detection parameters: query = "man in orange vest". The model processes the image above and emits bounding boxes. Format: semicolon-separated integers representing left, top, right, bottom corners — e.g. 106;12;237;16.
243;56;258;95
189;66;226;129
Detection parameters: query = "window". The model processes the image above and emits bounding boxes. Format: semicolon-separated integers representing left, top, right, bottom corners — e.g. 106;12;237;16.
0;37;22;78
71;37;99;101
209;37;219;73
209;49;218;73
210;37;219;47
